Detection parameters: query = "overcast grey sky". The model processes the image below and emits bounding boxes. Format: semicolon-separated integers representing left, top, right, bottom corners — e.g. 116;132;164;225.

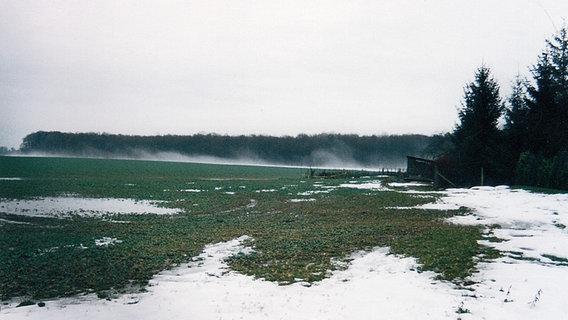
1;0;567;148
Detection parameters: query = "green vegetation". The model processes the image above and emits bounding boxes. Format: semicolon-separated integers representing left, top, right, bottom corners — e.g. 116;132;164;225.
0;156;495;301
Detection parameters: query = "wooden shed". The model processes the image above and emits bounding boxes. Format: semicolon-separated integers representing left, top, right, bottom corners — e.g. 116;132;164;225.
406;156;436;182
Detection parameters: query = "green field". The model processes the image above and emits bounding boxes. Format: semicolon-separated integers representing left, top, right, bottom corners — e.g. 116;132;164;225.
0;156;496;302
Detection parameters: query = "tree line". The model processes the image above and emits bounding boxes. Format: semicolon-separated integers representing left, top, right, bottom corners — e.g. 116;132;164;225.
19;131;431;168
429;26;568;190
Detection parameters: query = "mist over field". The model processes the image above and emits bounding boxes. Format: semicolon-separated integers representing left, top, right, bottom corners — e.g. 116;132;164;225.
17;131;424;169
19;148;406;171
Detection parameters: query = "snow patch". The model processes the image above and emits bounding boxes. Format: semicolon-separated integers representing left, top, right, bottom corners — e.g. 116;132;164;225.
0;218;32;225
95;237;123;247
440;186;568;265
0;197;180;218
428;186;568;318
297;190;332;196
389;182;431;188
246;199;258;209
288;198;316;203
339;180;386;191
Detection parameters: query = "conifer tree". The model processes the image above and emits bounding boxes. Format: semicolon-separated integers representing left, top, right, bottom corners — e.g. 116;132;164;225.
504;76;531;157
525;26;568;157
451;65;504;184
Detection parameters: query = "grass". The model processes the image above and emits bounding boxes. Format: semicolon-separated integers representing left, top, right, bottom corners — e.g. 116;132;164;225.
0;155;496;301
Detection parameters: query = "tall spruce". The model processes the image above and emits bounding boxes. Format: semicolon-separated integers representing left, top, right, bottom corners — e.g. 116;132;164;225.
504;76;531;167
525;26;568;157
452;65;504;184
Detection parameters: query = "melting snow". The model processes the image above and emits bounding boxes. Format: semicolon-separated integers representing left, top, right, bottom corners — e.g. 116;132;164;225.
2;186;568;319
255;189;277;193
428;186;568;318
437;186;568;263
0;197;180;218
94;237;123;247
388;182;431;188
288;198;317;203
339;180;387;191
297;190;332;196
0;237;461;320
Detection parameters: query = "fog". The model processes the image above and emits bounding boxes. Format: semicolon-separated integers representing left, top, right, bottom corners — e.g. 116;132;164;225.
15;149;407;171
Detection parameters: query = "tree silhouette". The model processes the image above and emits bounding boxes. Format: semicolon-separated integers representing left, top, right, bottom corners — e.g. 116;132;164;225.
451;65;504;184
524;26;568;157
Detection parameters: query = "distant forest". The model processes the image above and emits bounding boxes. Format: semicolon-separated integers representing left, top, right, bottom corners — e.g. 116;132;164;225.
19;131;432;168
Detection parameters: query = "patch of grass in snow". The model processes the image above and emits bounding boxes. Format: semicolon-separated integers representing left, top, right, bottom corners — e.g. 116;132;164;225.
541;254;568;265
554;223;566;230
0;156;496;300
226;191;495;284
456;301;470;314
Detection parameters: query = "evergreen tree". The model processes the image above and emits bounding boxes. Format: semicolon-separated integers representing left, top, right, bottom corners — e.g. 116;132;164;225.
451;65;504;184
505;76;530;141
525;26;568;157
503;76;531;169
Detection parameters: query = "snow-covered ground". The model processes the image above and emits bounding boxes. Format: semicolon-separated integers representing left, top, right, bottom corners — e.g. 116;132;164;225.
430;186;568;319
2;186;568;319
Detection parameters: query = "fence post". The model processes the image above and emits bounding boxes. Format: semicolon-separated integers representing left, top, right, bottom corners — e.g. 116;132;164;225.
434;164;439;189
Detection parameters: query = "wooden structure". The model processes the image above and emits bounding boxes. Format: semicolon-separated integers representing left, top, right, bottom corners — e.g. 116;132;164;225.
406;156;436;182
406;156;455;188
